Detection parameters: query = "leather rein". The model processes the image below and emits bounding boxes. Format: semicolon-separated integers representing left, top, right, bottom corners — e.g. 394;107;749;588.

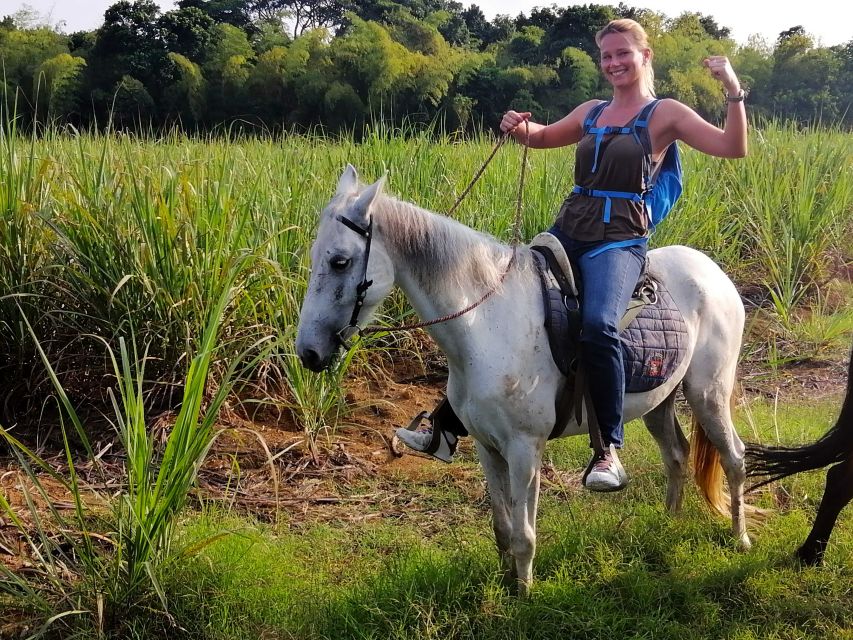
335;124;530;348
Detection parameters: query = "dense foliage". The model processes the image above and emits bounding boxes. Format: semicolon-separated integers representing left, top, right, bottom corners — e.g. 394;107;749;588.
2;0;852;132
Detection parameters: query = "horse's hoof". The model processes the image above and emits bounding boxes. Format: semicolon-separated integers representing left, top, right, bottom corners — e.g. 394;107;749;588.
737;533;752;551
500;572;517;592
795;545;825;567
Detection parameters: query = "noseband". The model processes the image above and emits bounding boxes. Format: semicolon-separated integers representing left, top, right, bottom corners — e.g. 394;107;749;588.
336;215;373;348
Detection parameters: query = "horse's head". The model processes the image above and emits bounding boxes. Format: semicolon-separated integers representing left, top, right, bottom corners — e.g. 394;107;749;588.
296;164;395;371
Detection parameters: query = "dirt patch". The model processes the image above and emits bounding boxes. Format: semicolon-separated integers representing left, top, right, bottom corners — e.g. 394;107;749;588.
739;357;850;402
1;333;849;568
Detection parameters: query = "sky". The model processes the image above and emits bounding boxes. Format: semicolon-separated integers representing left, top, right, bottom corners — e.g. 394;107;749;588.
4;0;852;47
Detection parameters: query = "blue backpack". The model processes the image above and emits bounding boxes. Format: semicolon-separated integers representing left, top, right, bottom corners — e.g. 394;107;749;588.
577;99;682;230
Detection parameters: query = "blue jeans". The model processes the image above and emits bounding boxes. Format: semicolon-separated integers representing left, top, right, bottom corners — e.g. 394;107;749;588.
548;227;646;448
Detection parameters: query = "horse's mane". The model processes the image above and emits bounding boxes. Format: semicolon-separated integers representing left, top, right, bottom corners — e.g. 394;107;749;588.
371;192;515;295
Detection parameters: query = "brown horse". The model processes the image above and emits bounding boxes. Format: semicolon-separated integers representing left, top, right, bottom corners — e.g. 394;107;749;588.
746;339;853;565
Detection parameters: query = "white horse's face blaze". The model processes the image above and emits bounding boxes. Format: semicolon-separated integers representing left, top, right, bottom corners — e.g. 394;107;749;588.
295;166;393;371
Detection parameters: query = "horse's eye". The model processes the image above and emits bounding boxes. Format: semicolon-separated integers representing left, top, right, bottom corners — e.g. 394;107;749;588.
330;256;351;272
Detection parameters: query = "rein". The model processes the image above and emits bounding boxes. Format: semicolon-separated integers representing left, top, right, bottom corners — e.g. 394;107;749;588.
336;124;530;347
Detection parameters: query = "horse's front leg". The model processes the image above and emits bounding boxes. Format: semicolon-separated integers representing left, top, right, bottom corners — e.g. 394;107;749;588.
506;438;544;597
475;441;516;587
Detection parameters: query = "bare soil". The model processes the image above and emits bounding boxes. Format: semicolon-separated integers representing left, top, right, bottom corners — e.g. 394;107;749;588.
1;331;849;581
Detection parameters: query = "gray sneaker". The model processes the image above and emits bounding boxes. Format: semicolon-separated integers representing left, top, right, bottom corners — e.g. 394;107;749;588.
583;445;628;492
395;424;457;463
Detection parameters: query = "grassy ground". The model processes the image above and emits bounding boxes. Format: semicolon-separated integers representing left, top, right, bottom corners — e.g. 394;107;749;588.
120;394;853;640
1;123;851;638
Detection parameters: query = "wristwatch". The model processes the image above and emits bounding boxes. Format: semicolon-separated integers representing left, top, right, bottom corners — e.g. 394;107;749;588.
726;88;746;102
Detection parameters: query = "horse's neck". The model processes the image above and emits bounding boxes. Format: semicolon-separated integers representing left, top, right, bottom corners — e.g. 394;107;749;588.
373;196;513;350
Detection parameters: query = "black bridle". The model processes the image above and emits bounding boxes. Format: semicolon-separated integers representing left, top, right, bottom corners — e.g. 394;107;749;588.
331;125;527;350
335;215;373;348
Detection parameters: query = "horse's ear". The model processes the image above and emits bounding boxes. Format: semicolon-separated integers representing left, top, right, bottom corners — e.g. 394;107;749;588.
352;175;386;221
336;164;359;196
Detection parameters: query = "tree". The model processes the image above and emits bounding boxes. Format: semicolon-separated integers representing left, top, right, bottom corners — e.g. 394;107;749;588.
68;30;96;57
246;45;289;121
177;0;253;30
330;16;466;122
283;29;339;125
7;3;52;29
503;26;544;66
34;53;86;120
489;14;515;43
554;46;599;108
432;10;471;47
517;5;558;32
540;4;615;62
769;28;842;121
203;22;255;73
388;9;446;55
698;14;730;40
252;13;292;52
732;35;773;114
331;18;411;101
0;26;68;106
831;41;853;125
253;0;348;38
323;80;365;127
90;0;165;92
203;23;255;120
460;5;492;49
112;74;155;125
652;13;735;117
158;7;216;62
162;52;206;125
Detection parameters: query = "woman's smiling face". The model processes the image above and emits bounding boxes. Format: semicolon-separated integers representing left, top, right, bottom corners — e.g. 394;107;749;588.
598;31;648;88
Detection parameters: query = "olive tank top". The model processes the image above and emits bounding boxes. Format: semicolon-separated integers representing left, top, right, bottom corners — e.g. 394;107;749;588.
554;106;652;242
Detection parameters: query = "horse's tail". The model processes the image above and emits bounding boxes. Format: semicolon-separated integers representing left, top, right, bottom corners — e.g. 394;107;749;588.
746;344;853;488
691;414;730;518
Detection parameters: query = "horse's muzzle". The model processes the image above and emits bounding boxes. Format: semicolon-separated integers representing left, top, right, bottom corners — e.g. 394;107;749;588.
298;347;331;372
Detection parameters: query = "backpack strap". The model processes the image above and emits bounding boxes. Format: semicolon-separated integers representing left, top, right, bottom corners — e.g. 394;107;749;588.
574;98;670;226
583;100;633;173
632;98;663;188
582;100;610;132
571;186;643;223
632;99;662;148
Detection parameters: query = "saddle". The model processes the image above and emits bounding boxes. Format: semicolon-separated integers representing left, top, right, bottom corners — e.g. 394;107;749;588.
402;233;687;452
528;232;658;379
529;232;687;442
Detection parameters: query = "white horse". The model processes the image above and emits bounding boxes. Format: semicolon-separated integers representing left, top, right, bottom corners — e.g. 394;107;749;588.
296;165;750;595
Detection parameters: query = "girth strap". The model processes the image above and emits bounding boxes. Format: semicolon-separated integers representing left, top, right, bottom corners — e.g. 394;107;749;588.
573;357;607;457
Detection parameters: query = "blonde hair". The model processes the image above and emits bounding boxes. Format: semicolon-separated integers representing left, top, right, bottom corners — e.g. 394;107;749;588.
595;18;656;97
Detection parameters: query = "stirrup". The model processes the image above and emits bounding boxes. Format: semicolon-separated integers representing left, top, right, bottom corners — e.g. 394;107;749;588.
401;409;458;463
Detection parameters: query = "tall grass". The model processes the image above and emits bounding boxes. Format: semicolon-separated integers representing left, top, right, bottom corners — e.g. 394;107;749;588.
0;120;850;427
0;118;850;636
734;123;852;323
0;97;54;367
0;256;259;635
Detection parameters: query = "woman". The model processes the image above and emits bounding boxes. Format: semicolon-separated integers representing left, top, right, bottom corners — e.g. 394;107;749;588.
397;18;747;491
